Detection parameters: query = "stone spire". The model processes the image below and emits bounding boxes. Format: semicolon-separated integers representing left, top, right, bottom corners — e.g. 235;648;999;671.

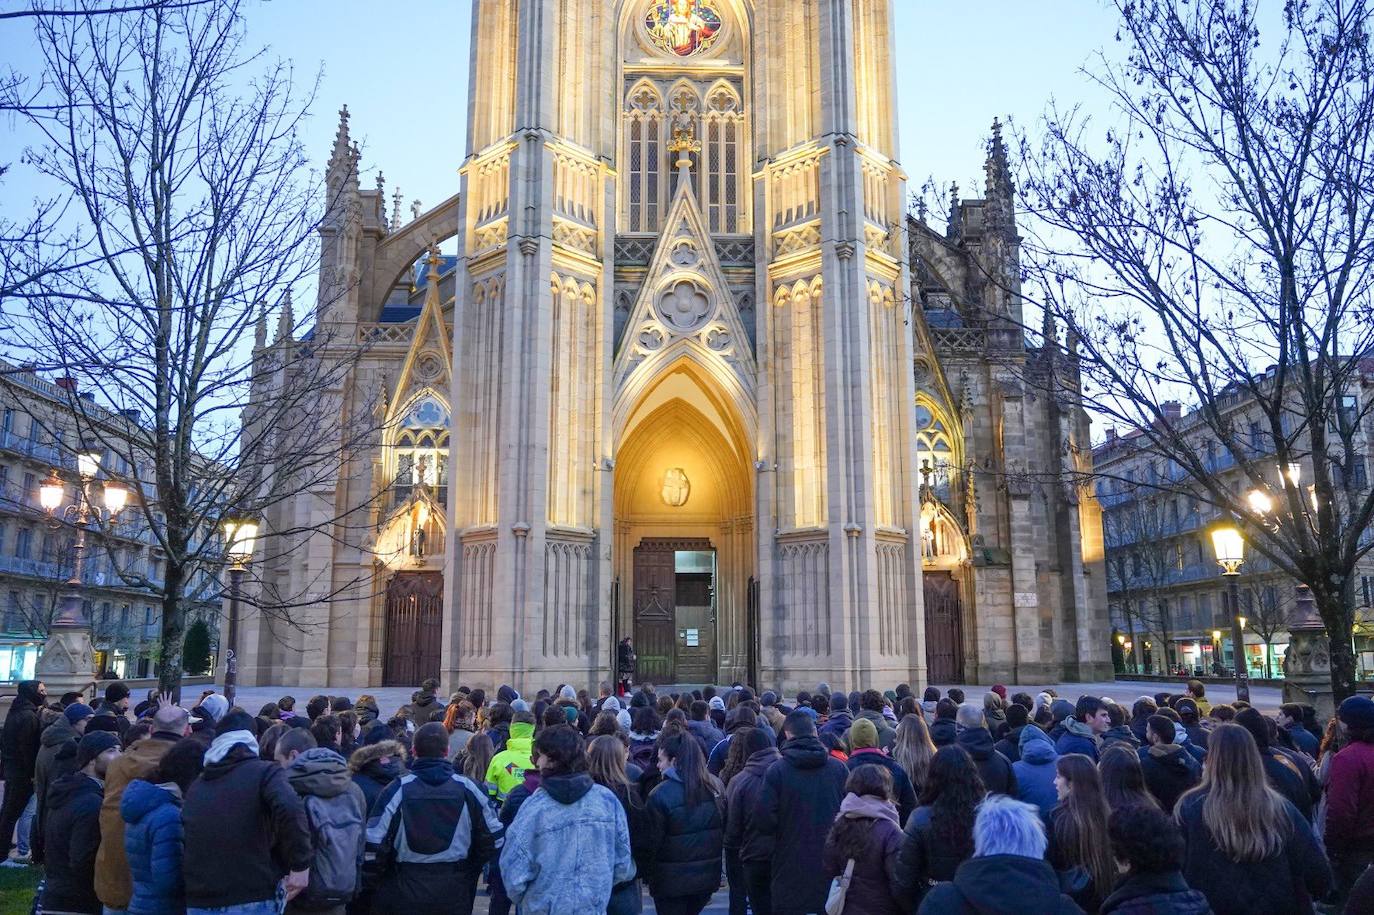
254;302;268;349
1042;302;1057;349
328;105;352;173
391;186;404;231
947;182;963;241
276;290;294;344
984;117;1016;238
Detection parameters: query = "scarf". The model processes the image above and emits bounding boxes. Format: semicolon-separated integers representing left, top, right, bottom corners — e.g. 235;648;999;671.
1064;717;1100;745
205;729;259;764
837;792;900;827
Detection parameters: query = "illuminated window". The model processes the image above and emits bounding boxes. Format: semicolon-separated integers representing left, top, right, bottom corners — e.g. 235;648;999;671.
914;404;955;503
391;394;450;506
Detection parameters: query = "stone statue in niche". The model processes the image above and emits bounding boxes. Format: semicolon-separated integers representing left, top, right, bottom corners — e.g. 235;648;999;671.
645;0;722;58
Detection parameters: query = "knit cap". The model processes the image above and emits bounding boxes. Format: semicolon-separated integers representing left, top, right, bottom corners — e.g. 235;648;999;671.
76;731;119;769
64;702;95;725
850;717;879;749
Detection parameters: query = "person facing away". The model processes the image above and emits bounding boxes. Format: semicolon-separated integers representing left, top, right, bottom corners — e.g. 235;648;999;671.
1100;804;1211;915
1231;707;1315;822
32;700;92;866
96;702;189;912
1174;722;1331;915
641;729;726;915
917;794;1084;914
1047;753;1116;912
183;710;314;915
1278;702;1320;757
722;726;779;915
364;721;503;915
485;710;535;801
121;737;204;915
500;725;635;915
929;698;959;747
1098;743;1162;813
822;764;905;915
994;702;1030;763
890;713;937;800
1138;715;1201;814
893;744;986;907
1;679;46;863
275;729;367;915
42;731;121;915
1055;696;1109;762
954;702;1018;796
1325;696;1374;907
846;716;918;826
586;735;651;915
1012;721;1060;820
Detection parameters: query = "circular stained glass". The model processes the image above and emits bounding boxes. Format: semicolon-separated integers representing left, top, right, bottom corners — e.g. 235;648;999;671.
645;0;723;58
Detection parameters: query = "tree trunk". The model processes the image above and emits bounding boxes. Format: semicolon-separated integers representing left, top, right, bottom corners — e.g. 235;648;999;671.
1263;639;1272;680
1317;589;1357;702
157;564;187;703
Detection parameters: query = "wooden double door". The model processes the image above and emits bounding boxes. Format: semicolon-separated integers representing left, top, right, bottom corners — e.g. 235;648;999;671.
382;571;443;687
923;570;965;684
632;539;716;684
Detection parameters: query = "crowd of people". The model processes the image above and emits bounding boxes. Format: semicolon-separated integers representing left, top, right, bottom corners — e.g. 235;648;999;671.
0;675;1372;914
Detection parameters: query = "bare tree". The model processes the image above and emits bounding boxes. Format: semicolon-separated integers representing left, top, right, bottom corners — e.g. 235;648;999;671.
1018;0;1374;700
6;0;386;696
1103;493;1182;674
1239;580;1296;680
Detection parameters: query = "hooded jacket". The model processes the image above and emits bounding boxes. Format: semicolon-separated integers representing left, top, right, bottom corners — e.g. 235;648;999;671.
818;709;853;744
1102;724;1140;750
1054;718;1101;761
1099;870;1212;915
955;727;1017;796
847;747;918;826
121;779;185;915
96;732;180;909
994;724;1026;763
286;747;367;910
723;745;781;862
486;720;535;800
916;854;1084;915
642;765;725;899
401;691;444;726
183;744;313;909
1138;743;1201;814
34;712;83;863
754;734;850;914
686;718;726;761
893;802;975;905
2;684;43;780
821;794;904;915
501;773;635;915
349;740;406;814
929;716;958;748
43;771;105;914
1013;725;1060;818
855;709;897;750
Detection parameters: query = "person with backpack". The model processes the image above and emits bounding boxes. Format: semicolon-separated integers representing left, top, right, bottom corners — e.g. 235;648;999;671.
275;729;367;915
121;738;204;915
364;722;503;915
500;725;636;915
822;764;904;915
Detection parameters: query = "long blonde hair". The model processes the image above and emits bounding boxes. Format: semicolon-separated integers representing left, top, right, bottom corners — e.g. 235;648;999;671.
587;735;635;799
1053;754;1116;904
892;714;937;792
1177;723;1289;862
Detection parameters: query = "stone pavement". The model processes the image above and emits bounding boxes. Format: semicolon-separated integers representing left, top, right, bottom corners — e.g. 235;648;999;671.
469;886;732;913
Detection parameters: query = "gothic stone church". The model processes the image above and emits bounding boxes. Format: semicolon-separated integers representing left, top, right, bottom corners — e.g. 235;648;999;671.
238;0;1112;692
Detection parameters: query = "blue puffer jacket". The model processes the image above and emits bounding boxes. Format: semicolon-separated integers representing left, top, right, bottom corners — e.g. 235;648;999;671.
121;779;185;915
1013;726;1060;821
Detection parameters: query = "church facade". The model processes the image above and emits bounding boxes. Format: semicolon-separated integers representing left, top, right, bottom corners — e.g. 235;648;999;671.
238;0;1112;692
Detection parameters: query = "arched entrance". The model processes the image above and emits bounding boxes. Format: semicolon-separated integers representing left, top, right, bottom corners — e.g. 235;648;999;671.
614;360;754;686
382;571;443;686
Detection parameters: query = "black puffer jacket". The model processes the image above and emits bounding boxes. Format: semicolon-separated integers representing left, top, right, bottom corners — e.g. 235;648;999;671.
955;727;1017;796
893;804;973;906
642;766;724;900
754;735;850;915
723;746;780;862
1138;744;1201;814
42;772;104;914
2;686;43;780
917;854;1084;914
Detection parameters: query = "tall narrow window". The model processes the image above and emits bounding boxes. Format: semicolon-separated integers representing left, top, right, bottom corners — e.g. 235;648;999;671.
625;83;663;232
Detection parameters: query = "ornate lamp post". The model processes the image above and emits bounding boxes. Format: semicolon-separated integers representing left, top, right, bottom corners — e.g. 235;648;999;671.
1209;523;1251;703
34;449;129;697
220;515;258;708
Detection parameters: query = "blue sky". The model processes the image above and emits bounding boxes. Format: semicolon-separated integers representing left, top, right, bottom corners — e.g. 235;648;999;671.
233;1;1120;221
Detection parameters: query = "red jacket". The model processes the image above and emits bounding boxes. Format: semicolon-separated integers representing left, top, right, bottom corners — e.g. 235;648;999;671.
1325;739;1374;852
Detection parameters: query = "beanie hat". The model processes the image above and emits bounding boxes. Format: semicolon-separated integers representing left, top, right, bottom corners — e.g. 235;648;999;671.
64;702;95;725
563;705;579;725
616;709;632;732
831;692;849;712
1338;695;1374;732
511;698;530;713
602;696;621;713
87;715;121;734
992;684;1008;701
362;721;392;746
200;693;229;724
76;731;120;769
850;717;879;749
761;691;777;707
817;682;831;696
709;696;726;711
558;685;577;701
215;710;256;736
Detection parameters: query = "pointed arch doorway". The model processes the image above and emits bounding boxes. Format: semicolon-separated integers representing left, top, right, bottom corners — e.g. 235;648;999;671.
614;360;754;686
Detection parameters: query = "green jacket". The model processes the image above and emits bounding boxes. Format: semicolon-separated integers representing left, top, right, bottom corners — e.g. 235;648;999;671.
486;721;534;799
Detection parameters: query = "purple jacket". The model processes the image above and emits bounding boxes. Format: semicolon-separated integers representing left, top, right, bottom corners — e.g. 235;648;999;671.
822;794;904;915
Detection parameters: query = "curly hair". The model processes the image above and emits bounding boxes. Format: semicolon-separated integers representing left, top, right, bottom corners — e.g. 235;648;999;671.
921;745;985;859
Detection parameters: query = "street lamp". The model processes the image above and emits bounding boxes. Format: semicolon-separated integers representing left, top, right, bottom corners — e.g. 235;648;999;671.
34;451;129;696
1209;523;1252;703
221;515;258;707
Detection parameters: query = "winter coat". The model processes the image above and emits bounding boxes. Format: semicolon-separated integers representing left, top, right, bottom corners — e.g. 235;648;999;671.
821;794;904;915
754;734;850;914
1284;724;1320;758
994;724;1026;763
121;779;185;915
500;771;540;829
501;773;635;915
348;740;406;814
847;747;918;826
286;747;367;911
1258;746;1314;822
956;727;1018;796
1099;870;1213;915
33;713;82;864
916;854;1084;915
363;756;503;914
1054;719;1101;761
91;700;131;742
1176;791;1331;915
707;717;776;775
1;690;42;780
856;709;896;750
96;732;179;909
183;744;313;909
1103;725;1141;751
1139;744;1201;814
893;803;974;906
686;718;726;761
985;707;1009;741
487;721;511;754
818;710;853;745
485;720;534;800
723;745;780;862
1013;725;1060;819
401;691;444;726
447;725;476;759
929;717;958;747
43;771;104;914
642;766;725;900
1324;739;1374;854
